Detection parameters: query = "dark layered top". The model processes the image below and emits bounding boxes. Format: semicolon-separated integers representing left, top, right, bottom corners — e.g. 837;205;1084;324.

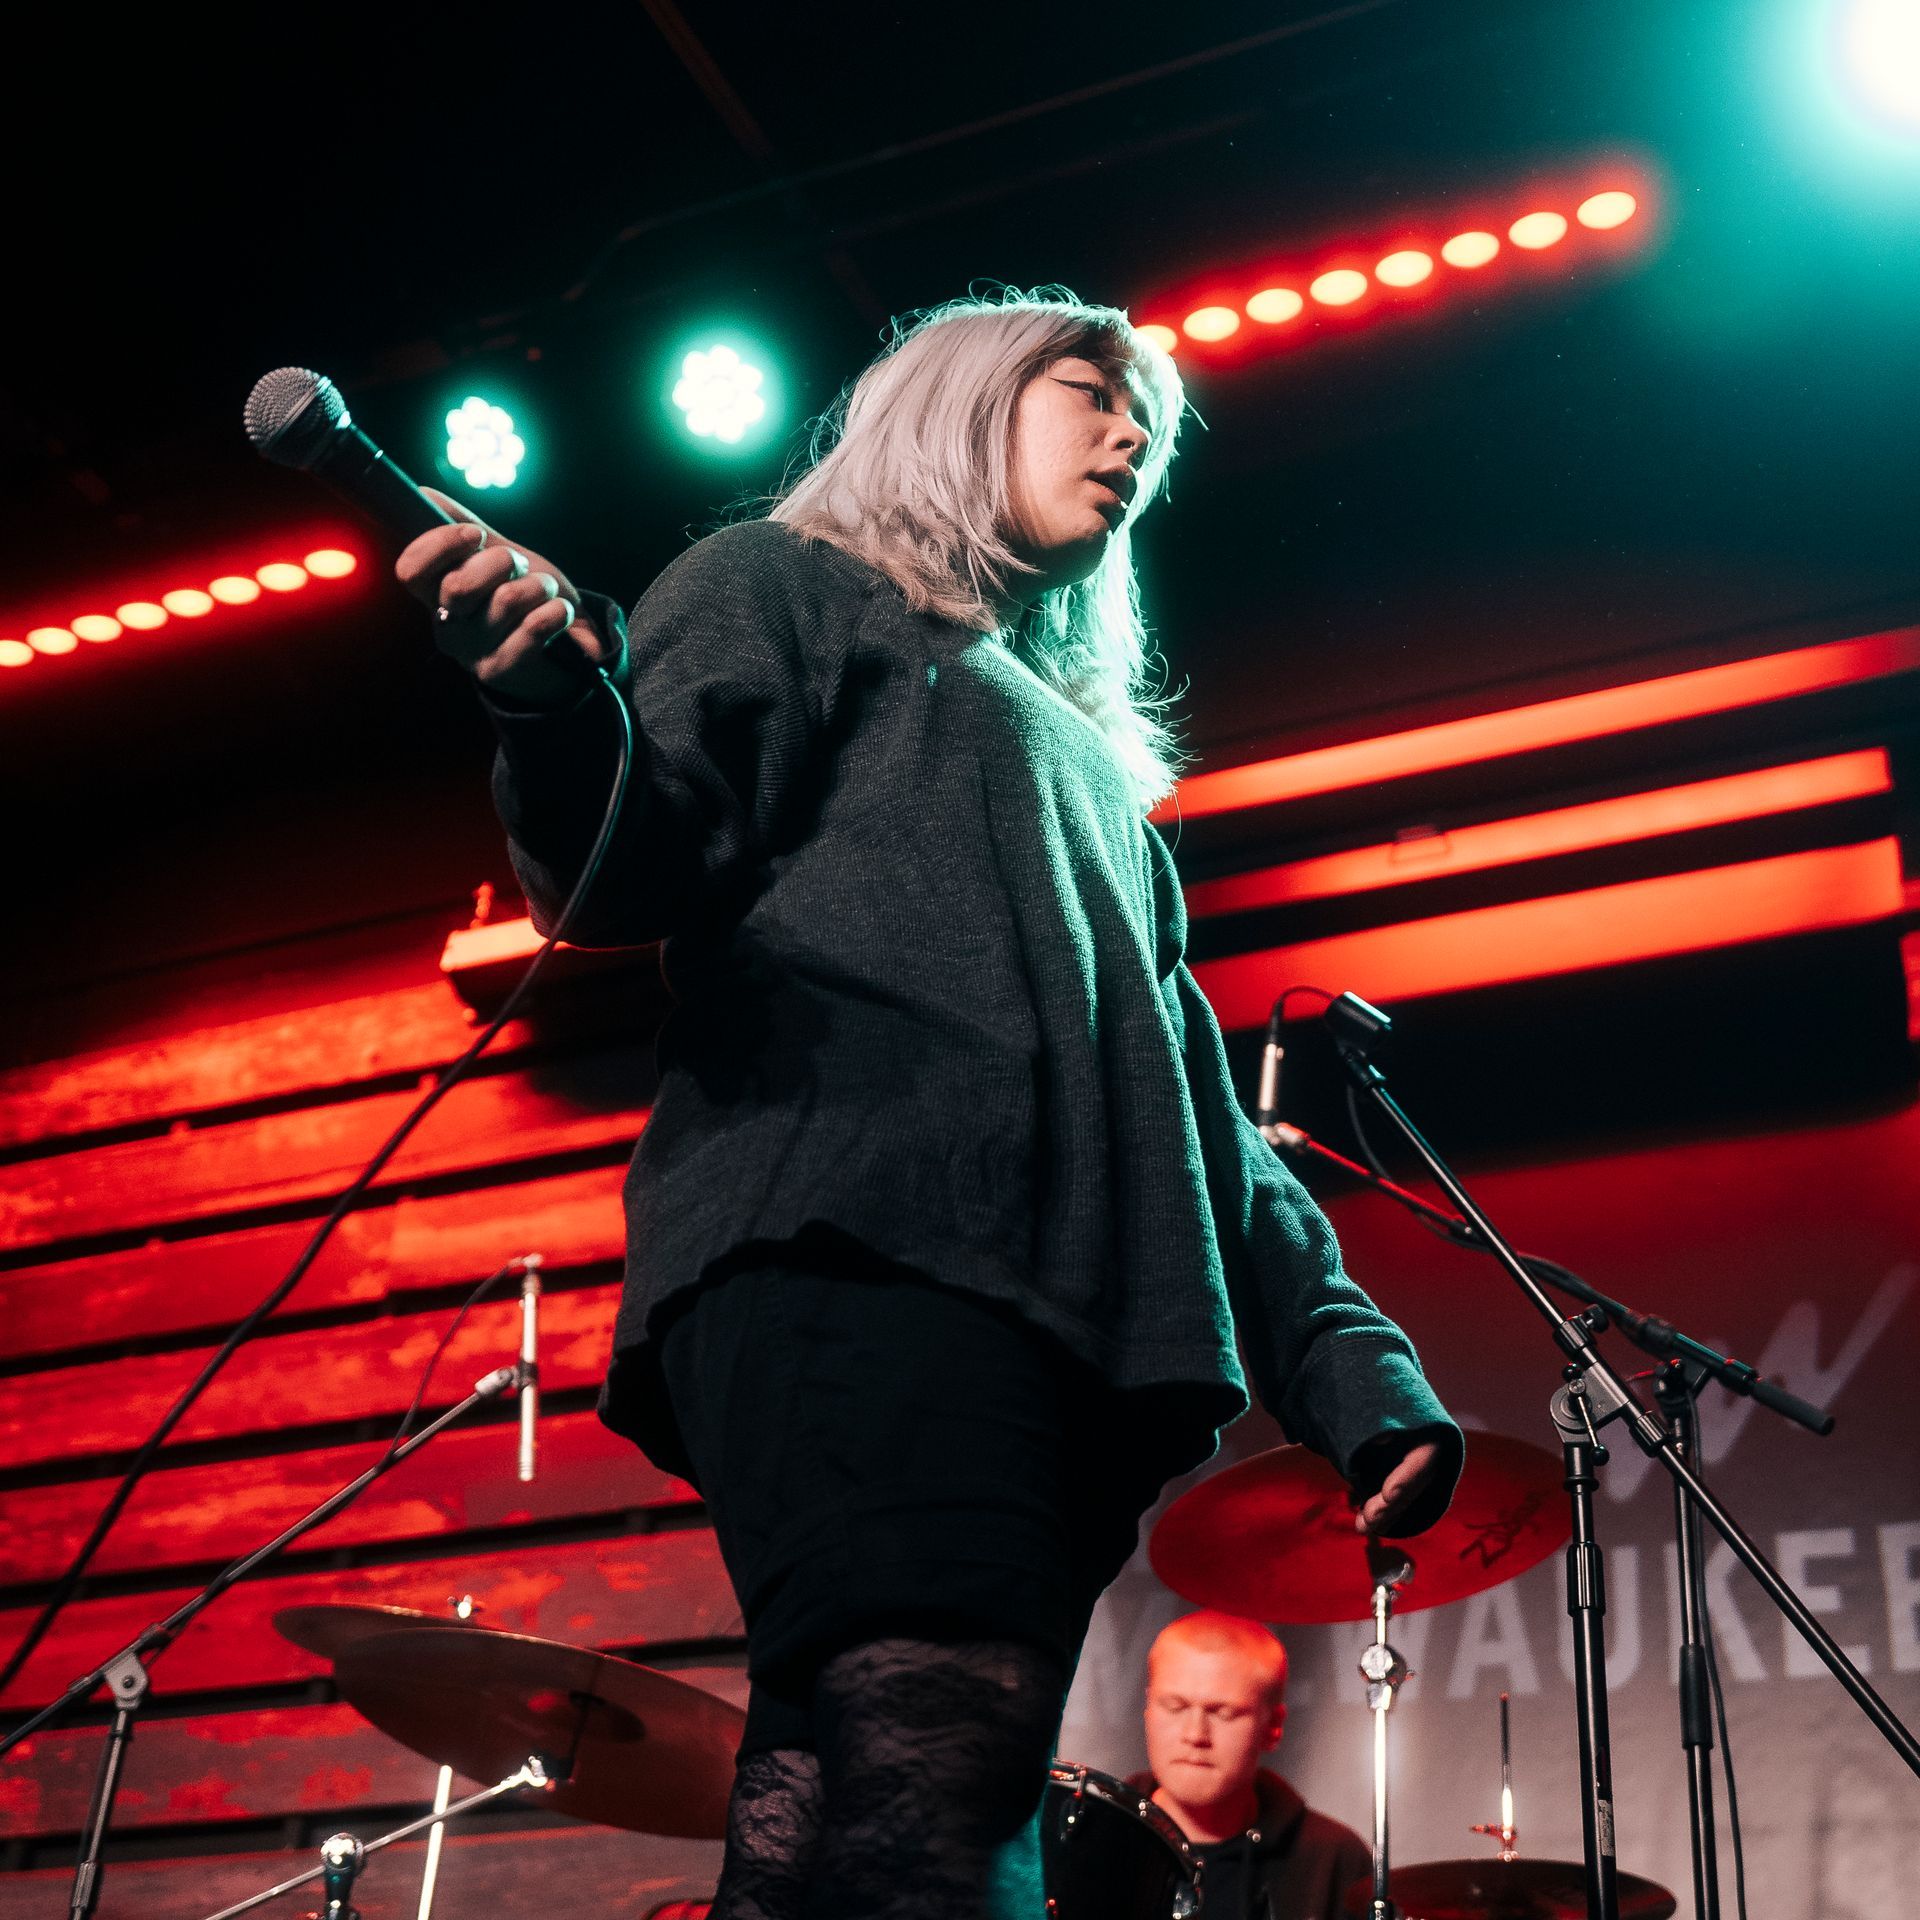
486;520;1458;1507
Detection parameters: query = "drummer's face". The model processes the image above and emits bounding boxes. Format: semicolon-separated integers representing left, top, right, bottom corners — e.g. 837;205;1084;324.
1144;1644;1287;1808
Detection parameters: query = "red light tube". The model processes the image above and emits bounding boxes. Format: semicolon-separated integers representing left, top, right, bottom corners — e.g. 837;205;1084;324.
1191;838;1905;1029
1185;750;1892;919
1157;627;1920;826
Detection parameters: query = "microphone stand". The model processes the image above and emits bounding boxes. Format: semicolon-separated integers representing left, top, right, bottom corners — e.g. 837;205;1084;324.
1306;991;1920;1920
0;1362;530;1920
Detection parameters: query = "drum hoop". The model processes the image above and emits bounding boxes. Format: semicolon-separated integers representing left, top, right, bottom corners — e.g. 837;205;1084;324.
1045;1760;1196;1864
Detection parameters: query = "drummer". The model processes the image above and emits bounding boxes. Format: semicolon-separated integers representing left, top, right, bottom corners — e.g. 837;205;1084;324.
1130;1610;1368;1920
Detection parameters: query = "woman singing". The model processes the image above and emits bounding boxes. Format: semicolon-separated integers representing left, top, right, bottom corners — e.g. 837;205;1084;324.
398;289;1462;1920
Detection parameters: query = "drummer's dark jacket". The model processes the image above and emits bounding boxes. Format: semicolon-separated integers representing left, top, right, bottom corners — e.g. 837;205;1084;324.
486;519;1462;1508
1127;1770;1370;1920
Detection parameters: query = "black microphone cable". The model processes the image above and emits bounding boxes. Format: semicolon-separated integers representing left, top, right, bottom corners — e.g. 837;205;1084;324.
0;673;634;1704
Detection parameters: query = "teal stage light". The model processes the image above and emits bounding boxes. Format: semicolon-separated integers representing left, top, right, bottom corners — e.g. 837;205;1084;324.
1836;0;1920;137
661;331;783;456
444;396;527;490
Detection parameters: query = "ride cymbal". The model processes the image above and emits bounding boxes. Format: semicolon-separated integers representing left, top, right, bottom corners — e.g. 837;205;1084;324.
323;1620;742;1838
1150;1435;1567;1623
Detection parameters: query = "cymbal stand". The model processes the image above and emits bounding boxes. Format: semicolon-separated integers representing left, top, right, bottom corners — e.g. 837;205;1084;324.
1359;1547;1414;1920
1321;990;1920;1920
1469;1692;1519;1861
198;1758;551;1920
416;1594;480;1920
6;1363;527;1920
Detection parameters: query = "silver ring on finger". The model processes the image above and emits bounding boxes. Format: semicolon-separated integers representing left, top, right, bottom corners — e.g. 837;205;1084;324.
507;548;529;581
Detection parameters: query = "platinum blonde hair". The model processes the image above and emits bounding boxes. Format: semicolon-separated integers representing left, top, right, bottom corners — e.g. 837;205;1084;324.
769;288;1188;805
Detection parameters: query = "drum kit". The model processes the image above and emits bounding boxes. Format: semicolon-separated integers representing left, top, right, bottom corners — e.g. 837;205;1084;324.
206;1432;1676;1920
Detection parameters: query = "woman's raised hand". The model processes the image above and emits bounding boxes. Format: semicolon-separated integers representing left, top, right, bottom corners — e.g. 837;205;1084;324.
395;488;617;706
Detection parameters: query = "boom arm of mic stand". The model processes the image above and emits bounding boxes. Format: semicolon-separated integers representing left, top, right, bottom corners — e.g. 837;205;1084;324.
1262;1121;1834;1434
1325;1037;1920;1782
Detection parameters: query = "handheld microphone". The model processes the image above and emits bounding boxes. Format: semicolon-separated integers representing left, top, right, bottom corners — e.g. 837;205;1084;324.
242;367;588;678
516;1256;542;1484
244;367;452;542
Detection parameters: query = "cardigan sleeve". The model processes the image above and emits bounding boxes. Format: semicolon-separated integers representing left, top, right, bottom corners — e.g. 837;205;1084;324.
482;521;846;948
1149;830;1464;1530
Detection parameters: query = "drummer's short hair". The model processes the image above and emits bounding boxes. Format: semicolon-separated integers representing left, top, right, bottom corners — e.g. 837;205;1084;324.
1148;1611;1290;1703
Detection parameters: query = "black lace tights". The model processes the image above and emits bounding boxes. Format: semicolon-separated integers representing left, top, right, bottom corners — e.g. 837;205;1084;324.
708;1636;1065;1920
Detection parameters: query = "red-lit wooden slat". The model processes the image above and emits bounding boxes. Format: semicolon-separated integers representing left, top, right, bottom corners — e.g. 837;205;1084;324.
1184;749;1892;919
1158;626;1920;824
1191;838;1906;1030
0;1165;627;1364
0;1052;650;1256
0;1824;723;1920
0;1411;689;1586
0;1287;620;1474
0;1528;740;1711
0;1669;749;1842
0;983;522;1149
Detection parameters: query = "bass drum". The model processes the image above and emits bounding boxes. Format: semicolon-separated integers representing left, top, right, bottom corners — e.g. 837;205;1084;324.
1041;1761;1201;1920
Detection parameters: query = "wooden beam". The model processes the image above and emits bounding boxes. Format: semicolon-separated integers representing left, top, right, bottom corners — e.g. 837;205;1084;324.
0;1165;626;1364
0;1669;747;1841
1;1050;651;1256
0;1527;740;1711
0;1410;692;1585
0;1821;725;1919
0;1287;622;1474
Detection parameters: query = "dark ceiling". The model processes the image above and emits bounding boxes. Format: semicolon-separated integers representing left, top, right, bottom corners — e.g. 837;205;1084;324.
8;0;1919;1008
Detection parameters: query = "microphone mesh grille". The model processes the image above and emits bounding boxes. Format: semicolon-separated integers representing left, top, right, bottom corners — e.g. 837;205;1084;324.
244;368;347;468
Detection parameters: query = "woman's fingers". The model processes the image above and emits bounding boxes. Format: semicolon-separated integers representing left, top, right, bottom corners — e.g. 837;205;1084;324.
431;568;561;667
438;542;531;621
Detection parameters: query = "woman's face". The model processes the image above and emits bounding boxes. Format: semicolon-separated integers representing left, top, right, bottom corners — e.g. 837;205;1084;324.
1006;353;1154;596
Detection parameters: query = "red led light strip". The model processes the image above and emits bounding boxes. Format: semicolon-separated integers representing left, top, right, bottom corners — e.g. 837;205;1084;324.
0;548;361;671
1191;838;1906;1028
1137;181;1645;358
1185;750;1893;919
1155;626;1920;825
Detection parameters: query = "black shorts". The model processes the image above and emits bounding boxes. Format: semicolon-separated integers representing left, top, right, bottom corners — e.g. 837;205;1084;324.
654;1227;1213;1756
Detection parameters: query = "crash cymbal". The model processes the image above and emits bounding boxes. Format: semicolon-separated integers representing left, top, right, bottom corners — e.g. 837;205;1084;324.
273;1604;470;1663
332;1622;742;1838
1149;1435;1567;1623
1342;1857;1676;1920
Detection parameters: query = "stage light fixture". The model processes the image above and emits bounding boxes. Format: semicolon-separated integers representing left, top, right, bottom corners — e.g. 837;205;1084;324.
1309;269;1368;306
1576;190;1637;229
1246;288;1305;324
1508;210;1569;249
670;343;770;448
1441;231;1500;268
1182;306;1240;341
0;548;361;680
1136;323;1180;352
1836;0;1920;136
1138;168;1648;363
444;395;526;490
1375;249;1434;287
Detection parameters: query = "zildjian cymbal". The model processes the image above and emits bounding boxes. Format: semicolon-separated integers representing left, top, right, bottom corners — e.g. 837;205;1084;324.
274;1607;742;1838
1149;1435;1568;1623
